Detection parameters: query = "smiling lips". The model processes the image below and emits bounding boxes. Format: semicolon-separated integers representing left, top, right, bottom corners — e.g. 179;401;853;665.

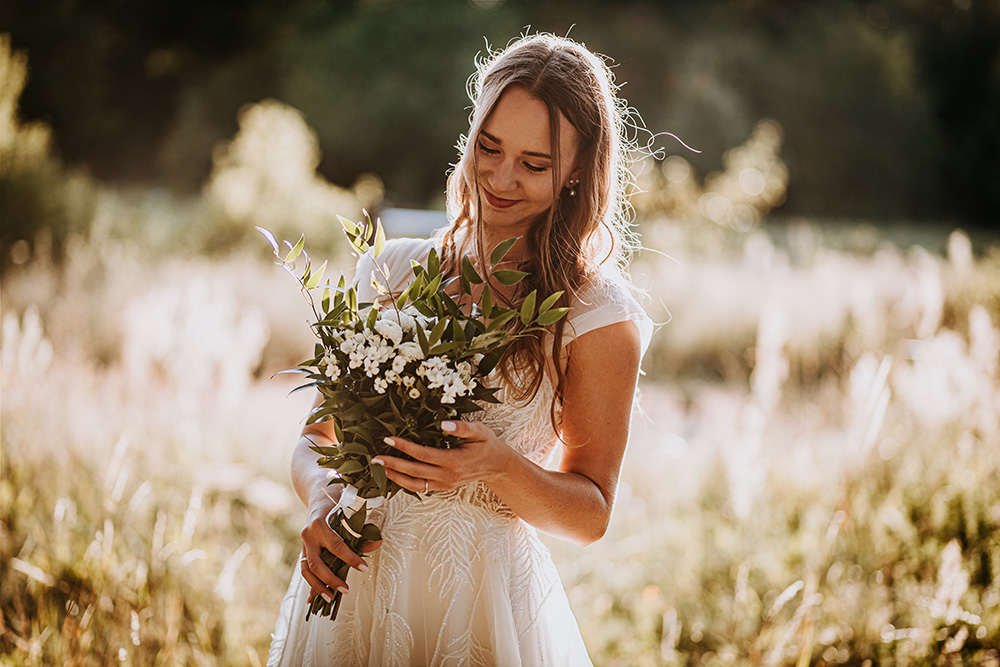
483;189;520;209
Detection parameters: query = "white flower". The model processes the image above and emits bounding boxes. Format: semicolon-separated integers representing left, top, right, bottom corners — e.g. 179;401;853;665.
385;369;400;384
402;375;416;388
339;333;362;354
408;387;421;400
324;363;341;381
373;377;388;393
381;308;416;334
348;351;364;369
398;342;424;362
417;357;474;404
392;356;407;374
374;318;403;346
417;357;449;381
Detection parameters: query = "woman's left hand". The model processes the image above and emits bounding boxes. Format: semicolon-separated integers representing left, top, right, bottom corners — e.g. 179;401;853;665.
372;420;512;493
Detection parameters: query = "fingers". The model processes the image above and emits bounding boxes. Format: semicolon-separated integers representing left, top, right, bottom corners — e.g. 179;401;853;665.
300;514;373;598
299;553;346;599
314;519;371;573
381;436;453;465
440;419;487;440
372;451;440;481
378;466;432;494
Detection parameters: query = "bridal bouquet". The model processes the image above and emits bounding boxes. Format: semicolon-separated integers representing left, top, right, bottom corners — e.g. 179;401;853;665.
260;214;568;621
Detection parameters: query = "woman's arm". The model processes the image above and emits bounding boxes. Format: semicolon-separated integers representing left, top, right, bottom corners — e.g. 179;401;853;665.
373;319;642;545
293;420;380;600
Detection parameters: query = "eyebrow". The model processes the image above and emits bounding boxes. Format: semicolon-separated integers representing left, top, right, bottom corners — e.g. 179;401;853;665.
480;131;552;160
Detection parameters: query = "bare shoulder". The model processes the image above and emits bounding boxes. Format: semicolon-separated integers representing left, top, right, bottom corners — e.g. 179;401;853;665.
565;319;641;377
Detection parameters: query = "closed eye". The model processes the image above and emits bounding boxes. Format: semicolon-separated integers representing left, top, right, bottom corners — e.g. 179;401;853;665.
477;141;499;156
523;162;548;173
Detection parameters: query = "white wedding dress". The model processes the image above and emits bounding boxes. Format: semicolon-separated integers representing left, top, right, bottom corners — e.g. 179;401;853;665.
267;237;652;667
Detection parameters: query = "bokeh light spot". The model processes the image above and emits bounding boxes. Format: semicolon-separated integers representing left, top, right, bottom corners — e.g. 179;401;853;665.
739;167;766;197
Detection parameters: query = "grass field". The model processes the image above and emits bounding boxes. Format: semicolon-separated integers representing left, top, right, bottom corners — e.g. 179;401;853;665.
2;217;998;665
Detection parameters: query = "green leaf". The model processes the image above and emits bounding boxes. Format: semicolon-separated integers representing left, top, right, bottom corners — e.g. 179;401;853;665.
284;235;305;263
425;272;443;298
520;290;537;325
341;441;370;456
480;282;494;318
338;215;361;237
538;290;564;314
257;227;279;254
536;307;571;325
486;310;518;332
372;463;387;493
351;238;370;256
321;284;331;312
462;256;484;285
396;284;412;310
338;460;364;475
300;259;312;286
346;505;367;533
427;247;440;277
340;403;368;421
429;341;461;355
415;320;430;355
493;270;529;286
288;382;319;396
274;368;314;377
361;523;383;542
469;332;504;348
490;237;519;266
477;350;503;375
452;318;467;344
373;218;386;257
429;317;449;345
306;260;327;290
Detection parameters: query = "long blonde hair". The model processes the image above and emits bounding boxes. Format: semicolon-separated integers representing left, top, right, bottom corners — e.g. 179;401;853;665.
441;33;639;415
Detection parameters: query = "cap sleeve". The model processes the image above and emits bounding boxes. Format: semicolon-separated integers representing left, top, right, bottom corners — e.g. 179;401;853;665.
352;237;436;303
564;277;654;358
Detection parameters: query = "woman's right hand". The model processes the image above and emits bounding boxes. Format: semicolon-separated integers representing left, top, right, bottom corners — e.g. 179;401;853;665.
298;491;382;601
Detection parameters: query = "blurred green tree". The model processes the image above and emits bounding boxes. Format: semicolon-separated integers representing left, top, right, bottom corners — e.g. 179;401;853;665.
1;0;997;232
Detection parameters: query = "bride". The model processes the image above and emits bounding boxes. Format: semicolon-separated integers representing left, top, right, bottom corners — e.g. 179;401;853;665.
268;33;653;666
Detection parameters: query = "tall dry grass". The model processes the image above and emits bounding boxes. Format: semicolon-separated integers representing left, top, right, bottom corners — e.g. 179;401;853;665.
3;217;999;665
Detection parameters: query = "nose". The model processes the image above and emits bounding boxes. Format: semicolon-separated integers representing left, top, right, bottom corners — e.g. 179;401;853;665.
488;159;518;194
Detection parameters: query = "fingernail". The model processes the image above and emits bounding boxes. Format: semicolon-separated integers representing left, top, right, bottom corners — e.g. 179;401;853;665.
441;421;456;432
336;585;349;595
383;437;394;445
371;458;384;467
358;562;370;573
321;592;333;603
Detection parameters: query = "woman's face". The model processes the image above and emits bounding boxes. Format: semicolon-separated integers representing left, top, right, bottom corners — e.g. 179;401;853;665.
475;85;580;240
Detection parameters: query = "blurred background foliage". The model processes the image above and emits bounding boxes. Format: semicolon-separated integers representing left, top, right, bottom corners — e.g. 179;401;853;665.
3;1;1000;665
1;0;999;255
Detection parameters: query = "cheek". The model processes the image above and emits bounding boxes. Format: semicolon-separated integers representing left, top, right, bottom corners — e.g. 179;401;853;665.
530;181;557;206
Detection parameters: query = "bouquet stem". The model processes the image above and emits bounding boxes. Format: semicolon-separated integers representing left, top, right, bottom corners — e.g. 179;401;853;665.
305;507;370;621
